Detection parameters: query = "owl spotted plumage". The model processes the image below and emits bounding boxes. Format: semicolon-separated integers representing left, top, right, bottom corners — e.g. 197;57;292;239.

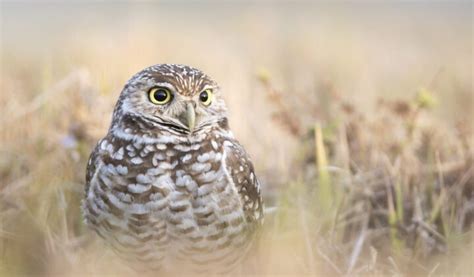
82;64;263;273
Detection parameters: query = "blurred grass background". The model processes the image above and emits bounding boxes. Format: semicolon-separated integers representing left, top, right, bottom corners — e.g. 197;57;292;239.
0;1;472;276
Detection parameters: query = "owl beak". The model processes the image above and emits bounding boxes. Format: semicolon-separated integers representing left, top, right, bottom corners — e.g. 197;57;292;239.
184;102;196;132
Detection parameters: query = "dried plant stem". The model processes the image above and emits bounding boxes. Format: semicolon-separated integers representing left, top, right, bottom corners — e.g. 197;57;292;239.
315;123;332;212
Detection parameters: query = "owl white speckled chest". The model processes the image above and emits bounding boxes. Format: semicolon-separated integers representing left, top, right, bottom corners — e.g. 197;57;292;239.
84;118;262;274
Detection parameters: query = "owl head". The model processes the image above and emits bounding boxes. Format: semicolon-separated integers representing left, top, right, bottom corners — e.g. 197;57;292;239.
111;64;228;136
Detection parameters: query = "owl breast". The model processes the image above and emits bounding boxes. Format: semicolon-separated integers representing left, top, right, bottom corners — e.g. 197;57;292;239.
83;129;253;273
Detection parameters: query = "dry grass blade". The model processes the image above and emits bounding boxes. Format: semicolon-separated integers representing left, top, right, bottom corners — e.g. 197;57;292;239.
346;214;369;274
315;123;332;212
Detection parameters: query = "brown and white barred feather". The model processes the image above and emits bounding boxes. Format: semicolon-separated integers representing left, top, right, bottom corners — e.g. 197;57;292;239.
82;64;263;273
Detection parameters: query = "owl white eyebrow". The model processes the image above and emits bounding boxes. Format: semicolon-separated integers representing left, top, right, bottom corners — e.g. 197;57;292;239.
200;84;215;92
152;82;177;92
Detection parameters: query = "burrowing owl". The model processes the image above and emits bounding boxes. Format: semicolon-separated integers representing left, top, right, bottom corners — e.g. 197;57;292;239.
82;64;263;273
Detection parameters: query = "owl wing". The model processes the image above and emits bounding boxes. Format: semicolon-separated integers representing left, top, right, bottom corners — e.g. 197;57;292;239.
223;139;264;227
85;140;102;193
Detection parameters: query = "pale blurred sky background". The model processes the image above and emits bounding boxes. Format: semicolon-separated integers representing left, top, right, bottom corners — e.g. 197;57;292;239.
1;1;472;174
2;2;471;105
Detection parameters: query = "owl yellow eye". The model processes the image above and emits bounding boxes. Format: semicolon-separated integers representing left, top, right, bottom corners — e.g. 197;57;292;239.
199;89;213;106
149;87;173;105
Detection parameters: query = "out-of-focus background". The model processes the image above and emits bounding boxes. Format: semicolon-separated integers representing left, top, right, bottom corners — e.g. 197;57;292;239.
1;2;472;275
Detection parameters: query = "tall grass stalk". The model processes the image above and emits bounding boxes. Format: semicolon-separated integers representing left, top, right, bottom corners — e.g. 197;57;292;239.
314;124;332;213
